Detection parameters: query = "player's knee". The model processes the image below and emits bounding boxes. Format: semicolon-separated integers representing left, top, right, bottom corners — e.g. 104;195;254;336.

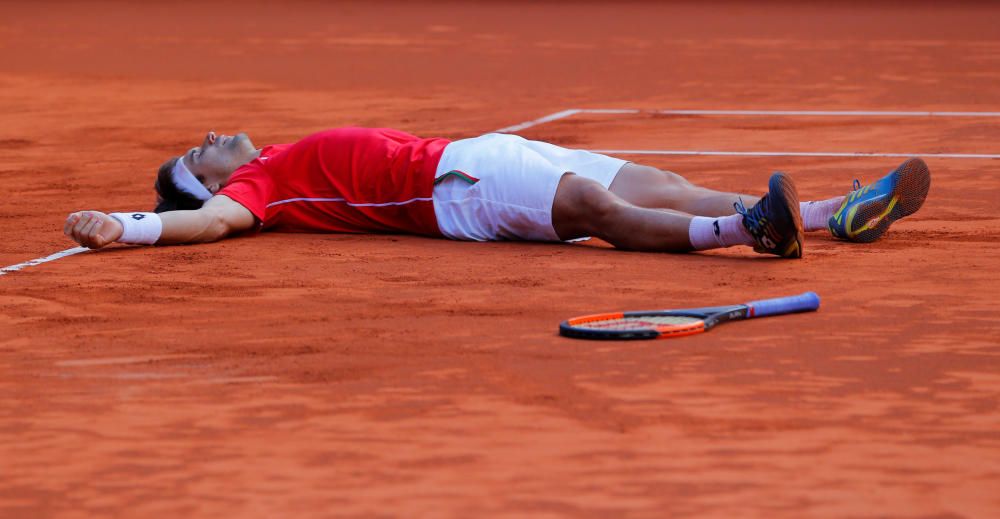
573;178;627;236
661;169;695;188
584;184;622;223
553;174;623;239
646;166;705;205
629;164;693;187
650;167;697;195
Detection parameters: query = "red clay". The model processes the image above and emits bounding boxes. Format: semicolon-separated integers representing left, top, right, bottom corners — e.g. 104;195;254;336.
2;2;999;517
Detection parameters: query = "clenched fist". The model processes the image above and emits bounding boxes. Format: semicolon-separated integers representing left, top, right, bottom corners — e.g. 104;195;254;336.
64;211;123;249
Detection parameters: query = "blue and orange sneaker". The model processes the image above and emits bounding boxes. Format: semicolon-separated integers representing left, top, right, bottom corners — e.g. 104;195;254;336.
736;172;804;258
828;158;931;243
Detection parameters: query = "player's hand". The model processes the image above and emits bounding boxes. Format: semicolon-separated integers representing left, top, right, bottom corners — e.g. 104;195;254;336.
64;211;123;249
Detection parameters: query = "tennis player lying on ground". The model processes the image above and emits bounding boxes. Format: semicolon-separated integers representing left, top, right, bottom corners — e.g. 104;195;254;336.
64;127;930;258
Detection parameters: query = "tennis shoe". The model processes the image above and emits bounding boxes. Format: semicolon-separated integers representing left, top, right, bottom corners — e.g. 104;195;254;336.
828;158;931;243
736;172;804;258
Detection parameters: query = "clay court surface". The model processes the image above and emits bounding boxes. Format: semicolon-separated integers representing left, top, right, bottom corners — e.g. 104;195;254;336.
2;1;1000;517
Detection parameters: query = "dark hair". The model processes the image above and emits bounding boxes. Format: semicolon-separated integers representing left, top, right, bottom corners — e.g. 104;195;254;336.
154;156;205;213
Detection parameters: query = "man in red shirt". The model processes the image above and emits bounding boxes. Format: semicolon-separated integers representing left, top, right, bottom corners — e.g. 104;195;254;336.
64;127;929;258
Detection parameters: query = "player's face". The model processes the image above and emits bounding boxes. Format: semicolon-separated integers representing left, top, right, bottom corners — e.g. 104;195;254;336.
181;131;257;193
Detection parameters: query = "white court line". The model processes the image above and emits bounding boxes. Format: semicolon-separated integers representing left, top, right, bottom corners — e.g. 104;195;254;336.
589;149;1000;159
496;108;1000;132
0;246;88;277
593;108;1000;117
497;107;1000;159
494;109;582;133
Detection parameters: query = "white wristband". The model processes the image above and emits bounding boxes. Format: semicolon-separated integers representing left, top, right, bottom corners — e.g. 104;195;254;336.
110;212;163;245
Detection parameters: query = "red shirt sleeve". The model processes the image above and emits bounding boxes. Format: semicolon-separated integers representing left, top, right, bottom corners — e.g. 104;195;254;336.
217;162;274;223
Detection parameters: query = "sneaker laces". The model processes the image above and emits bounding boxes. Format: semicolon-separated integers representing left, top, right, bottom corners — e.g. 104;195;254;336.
734;196;765;229
843;179;863;201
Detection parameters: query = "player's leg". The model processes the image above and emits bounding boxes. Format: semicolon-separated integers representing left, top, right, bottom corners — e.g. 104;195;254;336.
608;163;756;217
551;173;694;251
551;172;804;257
609;163;843;233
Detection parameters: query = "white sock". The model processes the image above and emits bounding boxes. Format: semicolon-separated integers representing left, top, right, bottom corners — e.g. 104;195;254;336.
800;197;845;232
688;214;753;250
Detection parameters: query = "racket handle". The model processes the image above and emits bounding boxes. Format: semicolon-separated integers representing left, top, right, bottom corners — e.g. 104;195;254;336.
746;292;820;317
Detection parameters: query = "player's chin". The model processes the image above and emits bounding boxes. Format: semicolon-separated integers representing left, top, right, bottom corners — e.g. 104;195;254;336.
234;132;254;150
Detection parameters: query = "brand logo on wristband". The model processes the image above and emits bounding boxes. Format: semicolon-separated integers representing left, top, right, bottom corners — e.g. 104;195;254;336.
132;214;145;220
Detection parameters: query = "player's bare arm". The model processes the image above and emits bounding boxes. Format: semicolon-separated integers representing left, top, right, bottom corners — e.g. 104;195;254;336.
64;195;255;249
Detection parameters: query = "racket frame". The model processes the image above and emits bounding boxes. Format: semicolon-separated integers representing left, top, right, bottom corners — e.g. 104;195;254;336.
559;292;821;340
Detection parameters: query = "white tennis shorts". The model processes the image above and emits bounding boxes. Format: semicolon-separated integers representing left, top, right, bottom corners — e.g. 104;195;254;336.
432;133;628;241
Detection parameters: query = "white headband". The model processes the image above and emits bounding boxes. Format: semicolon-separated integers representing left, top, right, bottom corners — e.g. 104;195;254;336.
171;156;213;201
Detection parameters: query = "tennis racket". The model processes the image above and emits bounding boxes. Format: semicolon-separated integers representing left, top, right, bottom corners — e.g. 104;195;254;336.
559;292;820;340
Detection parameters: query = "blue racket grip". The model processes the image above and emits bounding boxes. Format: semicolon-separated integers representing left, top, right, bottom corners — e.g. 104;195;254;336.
746;292;820;317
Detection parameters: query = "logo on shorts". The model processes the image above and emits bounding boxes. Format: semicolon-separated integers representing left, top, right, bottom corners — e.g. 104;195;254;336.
132;213;145;221
713;220;720;237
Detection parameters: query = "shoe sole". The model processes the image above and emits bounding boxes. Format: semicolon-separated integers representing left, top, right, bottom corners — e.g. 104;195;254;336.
769;172;805;258
846;158;931;243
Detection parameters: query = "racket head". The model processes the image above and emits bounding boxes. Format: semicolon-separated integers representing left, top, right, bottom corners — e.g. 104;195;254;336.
559;310;715;340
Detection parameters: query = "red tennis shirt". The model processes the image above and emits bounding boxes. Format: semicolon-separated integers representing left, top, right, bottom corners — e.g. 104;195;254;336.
218;127;451;236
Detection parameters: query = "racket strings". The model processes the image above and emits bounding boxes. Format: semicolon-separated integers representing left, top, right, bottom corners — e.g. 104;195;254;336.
574;315;702;330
